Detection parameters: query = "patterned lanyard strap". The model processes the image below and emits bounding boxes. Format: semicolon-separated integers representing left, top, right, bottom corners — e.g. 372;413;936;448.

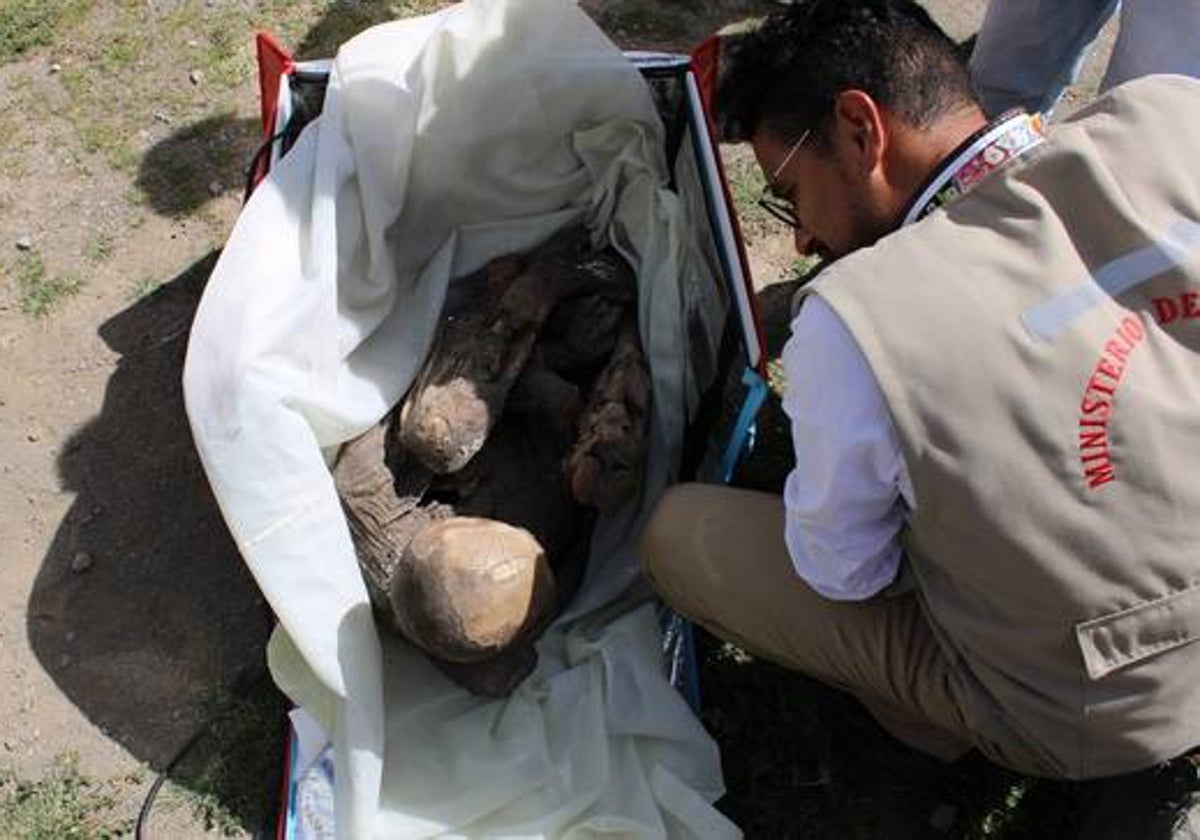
901;111;1046;228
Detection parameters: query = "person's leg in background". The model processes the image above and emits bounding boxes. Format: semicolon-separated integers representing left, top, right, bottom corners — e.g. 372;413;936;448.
969;0;1118;116
638;482;973;763
1102;0;1200;92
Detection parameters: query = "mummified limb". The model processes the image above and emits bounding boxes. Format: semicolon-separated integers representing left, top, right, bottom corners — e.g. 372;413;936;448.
539;291;634;378
396;227;636;474
506;349;584;446
564;315;652;512
333;420;451;622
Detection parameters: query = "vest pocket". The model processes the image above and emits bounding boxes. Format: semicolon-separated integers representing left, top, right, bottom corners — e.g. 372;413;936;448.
1075;582;1200;680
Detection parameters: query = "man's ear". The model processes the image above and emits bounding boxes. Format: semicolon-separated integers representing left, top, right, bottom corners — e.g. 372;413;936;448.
831;89;887;176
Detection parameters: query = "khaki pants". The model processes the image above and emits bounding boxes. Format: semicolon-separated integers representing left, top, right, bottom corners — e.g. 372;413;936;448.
639;482;974;763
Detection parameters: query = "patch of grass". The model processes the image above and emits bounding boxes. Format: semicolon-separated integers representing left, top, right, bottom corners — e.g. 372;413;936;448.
0;0;92;64
195;8;263;90
57;64;141;171
0;753;131;839
701;632;1200;838
127;274;161;300
78;121;139;171
395;0;449;16
294;0;453;59
790;254;821;278
84;232;114;263
605;4;684;34
6;68;34;98
0;112;19;155
1;152;30;180
147;672;286;835
16;252;81;317
98;30;143;72
208;141;237;171
722;148;776;239
56;64;89;99
122;185;146;208
765;356;786;398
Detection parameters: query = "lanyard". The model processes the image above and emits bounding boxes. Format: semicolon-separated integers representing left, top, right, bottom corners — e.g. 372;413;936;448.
901;111;1046;228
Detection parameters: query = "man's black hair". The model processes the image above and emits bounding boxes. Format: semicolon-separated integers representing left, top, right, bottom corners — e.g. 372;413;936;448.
717;0;979;143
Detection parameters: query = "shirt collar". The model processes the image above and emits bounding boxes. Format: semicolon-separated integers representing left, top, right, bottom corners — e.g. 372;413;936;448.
898;109;1045;228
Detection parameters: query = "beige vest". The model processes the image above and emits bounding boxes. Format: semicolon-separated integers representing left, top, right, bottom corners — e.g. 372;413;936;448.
811;75;1200;779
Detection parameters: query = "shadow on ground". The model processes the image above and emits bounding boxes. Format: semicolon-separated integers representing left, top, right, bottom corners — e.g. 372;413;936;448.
137;114;261;218
701;631;1200;840
133;0;780;220
26;252;283;831
133;1;425;219
294;0;422;60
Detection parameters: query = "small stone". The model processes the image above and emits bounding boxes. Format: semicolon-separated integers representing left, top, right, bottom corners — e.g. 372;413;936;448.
189;69;203;85
25;431;38;442
70;552;94;574
65;631;76;643
57;654;71;667
187;39;199;48
15;236;32;251
49;62;62;74
207;180;223;197
152;108;172;125
929;802;958;834
2;741;13;751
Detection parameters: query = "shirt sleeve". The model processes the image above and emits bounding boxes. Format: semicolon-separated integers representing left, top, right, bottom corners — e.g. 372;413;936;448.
779;293;913;601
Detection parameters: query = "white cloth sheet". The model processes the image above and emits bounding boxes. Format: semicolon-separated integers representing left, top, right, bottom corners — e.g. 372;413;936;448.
182;1;735;837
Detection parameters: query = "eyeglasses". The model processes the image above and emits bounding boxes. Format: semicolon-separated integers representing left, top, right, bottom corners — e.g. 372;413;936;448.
757;128;811;230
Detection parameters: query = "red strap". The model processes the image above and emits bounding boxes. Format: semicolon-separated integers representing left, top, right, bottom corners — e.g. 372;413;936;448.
256;32;295;139
251;32;295;190
689;35;722;121
689;36;767;372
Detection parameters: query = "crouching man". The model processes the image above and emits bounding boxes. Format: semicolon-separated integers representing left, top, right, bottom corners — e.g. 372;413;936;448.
641;0;1200;782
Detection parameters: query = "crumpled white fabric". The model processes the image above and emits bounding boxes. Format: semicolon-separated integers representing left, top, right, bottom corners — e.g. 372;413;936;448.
182;1;733;837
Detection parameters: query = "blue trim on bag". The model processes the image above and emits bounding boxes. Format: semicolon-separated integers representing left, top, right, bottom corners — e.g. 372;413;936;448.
720;367;768;484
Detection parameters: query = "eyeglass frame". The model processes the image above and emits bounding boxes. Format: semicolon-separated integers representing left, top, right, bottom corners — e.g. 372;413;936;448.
757;128;812;230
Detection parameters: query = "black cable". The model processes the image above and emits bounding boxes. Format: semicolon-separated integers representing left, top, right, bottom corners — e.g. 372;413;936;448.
134;726;209;840
134;664;283;839
242;129;288;204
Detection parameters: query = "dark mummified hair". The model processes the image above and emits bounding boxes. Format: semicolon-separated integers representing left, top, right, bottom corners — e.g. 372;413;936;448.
717;0;979;144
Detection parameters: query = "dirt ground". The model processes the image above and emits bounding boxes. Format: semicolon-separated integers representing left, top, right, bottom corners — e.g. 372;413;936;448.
0;1;1118;837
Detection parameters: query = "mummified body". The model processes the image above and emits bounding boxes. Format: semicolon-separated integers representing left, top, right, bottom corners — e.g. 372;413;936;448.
333;226;651;697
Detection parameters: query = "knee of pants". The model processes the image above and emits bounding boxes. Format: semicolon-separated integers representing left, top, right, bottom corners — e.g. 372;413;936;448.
637;482;707;598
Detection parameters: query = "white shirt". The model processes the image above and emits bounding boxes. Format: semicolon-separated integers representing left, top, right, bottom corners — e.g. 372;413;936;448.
780;294;915;600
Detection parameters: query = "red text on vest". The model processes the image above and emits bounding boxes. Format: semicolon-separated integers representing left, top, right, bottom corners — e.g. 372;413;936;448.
1150;292;1200;325
1076;315;1146;489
